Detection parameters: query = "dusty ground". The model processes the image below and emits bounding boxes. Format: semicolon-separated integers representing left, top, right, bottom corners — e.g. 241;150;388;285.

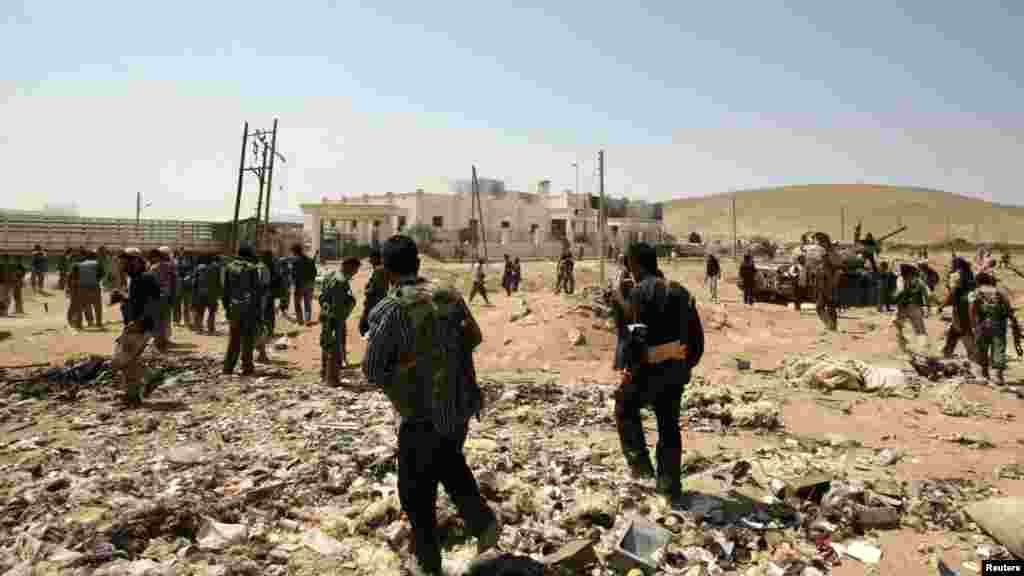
1;255;1022;575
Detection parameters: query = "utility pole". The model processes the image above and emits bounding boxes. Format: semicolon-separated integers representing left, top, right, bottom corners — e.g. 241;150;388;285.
573;162;584;245
598;150;606;285
263;118;279;235
231;121;249;254
732;194;737;260
254;140;269;244
471;166;487;261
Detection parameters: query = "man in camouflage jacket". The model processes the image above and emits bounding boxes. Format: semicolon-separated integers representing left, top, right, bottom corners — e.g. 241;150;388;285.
969;271;1022;385
892;263;928;354
222;243;269;375
320;257;361;384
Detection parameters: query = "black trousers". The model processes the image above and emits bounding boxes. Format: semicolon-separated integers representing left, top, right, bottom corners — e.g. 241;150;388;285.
615;360;686;496
224;314;256;373
742;284;755;305
398;420;495;573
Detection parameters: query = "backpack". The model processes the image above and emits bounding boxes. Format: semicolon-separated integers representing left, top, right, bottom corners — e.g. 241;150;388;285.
319;272;355;320
392;282;482;435
974;287;1008;335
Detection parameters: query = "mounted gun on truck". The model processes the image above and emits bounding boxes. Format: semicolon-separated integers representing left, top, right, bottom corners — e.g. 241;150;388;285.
737;225;909;307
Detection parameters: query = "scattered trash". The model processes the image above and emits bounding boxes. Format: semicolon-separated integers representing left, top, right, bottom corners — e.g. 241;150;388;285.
609;517;672;575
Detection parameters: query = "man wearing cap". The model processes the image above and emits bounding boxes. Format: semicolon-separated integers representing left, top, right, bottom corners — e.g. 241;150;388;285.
320;256;360;384
110;248;162;405
892;263;928;354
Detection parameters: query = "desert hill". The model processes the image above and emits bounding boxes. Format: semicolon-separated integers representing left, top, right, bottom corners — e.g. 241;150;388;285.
663;184;1024;245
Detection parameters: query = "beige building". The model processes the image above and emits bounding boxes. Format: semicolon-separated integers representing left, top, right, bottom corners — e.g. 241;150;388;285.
300;178;664;259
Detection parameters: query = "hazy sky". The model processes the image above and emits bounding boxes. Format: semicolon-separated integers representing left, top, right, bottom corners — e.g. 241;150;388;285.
2;1;1022;220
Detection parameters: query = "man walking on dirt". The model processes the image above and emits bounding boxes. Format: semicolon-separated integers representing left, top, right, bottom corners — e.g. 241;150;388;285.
291;243;317;326
607;242;704;504
943;257;978;362
363;235;498;575
69;250;103;329
469;258;490;304
222;243;268;375
110;248;162;406
31;245;47;293
152;247;176;351
969;272;1022;385
320;256;360;384
739;253;757;306
705;253;721;304
892;263;928;355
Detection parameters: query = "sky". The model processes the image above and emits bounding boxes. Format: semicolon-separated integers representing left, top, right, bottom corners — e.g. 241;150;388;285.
2;0;1023;220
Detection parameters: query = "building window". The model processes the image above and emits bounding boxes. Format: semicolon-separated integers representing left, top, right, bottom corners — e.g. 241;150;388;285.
398;216;406;230
500;221;510;229
432;216;443;228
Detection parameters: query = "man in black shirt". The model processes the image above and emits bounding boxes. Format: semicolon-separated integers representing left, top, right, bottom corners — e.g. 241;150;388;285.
609;242;704;502
291;243;317;325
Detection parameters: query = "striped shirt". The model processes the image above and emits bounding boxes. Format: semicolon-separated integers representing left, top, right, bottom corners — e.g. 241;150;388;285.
362;277;415;389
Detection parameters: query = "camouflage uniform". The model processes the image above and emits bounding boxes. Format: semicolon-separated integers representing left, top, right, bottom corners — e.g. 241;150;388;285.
222;257;269;374
893;271;928;353
969;285;1021;384
319;270;356;384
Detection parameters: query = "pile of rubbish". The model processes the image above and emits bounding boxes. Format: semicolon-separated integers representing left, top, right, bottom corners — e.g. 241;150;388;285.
0;355;1019;575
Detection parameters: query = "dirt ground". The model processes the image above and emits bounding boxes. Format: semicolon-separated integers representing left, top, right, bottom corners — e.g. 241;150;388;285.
1;255;1022;575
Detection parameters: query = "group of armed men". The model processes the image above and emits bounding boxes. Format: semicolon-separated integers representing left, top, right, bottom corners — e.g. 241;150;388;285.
72;233;700;574
726;235;1023;385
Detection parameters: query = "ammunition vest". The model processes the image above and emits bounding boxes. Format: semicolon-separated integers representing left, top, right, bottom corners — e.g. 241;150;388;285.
973;286;1008;334
225;259;266;312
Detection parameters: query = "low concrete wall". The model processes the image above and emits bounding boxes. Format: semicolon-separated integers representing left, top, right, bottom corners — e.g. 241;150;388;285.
436;241;566;260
